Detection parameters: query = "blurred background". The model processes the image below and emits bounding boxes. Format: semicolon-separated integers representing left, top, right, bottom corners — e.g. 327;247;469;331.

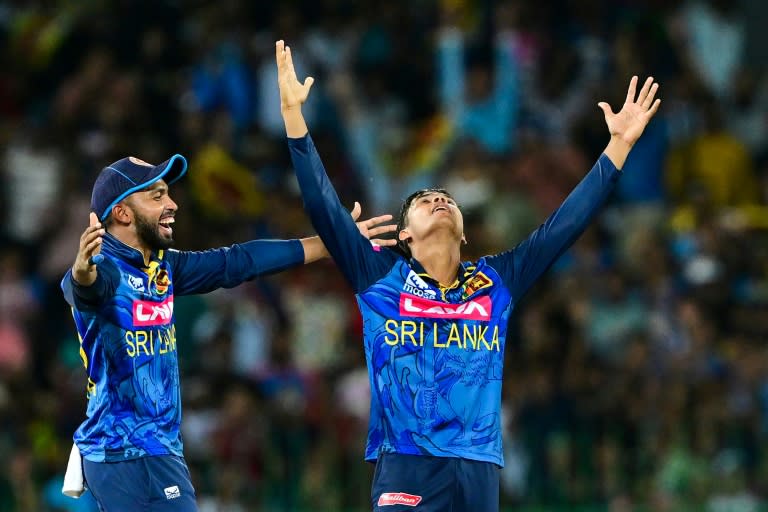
3;0;768;510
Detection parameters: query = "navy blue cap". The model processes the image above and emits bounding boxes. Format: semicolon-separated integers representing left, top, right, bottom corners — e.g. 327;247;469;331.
91;155;188;221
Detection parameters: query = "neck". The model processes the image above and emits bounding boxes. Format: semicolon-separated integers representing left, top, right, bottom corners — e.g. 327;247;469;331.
108;227;153;266
410;239;462;286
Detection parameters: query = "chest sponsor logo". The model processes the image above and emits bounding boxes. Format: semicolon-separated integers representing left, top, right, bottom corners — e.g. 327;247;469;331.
399;294;491;321
378;492;422;507
403;270;437;299
132;296;174;326
126;274;145;292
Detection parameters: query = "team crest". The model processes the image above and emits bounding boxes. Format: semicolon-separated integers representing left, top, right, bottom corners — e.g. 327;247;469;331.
462;271;492;299
152;269;171;295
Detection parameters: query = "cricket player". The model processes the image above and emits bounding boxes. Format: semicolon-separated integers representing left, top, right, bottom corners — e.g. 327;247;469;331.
61;153;395;511
276;40;660;511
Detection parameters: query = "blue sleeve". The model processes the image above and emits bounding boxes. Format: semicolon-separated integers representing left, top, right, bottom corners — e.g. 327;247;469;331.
166;239;305;296
287;134;399;292
60;260;120;311
486;153;620;302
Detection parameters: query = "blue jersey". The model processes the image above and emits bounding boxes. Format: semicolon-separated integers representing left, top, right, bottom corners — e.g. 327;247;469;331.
61;233;304;462
288;134;619;466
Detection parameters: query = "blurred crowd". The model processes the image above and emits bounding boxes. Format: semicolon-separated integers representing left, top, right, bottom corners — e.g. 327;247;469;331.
3;0;768;510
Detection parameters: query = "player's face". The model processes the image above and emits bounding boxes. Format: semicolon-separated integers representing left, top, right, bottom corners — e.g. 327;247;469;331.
127;180;178;250
400;192;464;244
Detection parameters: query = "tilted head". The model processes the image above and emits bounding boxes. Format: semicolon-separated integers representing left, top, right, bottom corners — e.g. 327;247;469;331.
396;188;465;258
90;154;188;250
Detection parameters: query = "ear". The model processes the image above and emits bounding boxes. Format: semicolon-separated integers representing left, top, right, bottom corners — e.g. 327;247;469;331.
398;228;411;243
461;234;467;245
112;203;132;225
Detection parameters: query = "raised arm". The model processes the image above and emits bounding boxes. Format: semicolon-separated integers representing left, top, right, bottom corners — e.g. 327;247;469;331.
61;213;118;310
278;40;313;139
71;212;105;287
488;76;661;301
599;76;661;169
277;40;399;291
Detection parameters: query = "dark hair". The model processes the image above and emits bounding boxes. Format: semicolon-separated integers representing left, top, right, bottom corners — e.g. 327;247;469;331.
396;187;453;257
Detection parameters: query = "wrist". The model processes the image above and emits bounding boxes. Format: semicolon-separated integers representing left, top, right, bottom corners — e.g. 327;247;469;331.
603;136;635;170
281;104;303;116
610;135;634;150
72;268;96;287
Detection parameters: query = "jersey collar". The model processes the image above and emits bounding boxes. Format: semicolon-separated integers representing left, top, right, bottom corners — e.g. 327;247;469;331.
409;257;472;291
102;232;161;268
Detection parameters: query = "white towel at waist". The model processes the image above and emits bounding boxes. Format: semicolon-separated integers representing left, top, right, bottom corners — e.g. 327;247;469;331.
62;443;86;498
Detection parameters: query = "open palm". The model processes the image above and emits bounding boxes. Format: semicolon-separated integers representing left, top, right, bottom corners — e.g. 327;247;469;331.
350;202;397;247
598;76;661;147
276;40;314;111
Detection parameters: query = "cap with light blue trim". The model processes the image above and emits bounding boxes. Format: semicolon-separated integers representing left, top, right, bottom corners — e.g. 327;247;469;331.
90;154;188;221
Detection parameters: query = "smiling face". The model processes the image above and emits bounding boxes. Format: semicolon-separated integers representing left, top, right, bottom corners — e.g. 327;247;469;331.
396;188;464;256
123;179;178;250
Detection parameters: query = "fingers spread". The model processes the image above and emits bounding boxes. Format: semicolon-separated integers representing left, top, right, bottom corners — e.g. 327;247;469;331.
597;102;614;117
364;214;394;227
642;82;659;109
372;238;398;247
285;46;297;81
304;76;315;93
625;75;638;105
276;40;285;71
350;201;362;221
646;98;661;118
367;224;397;237
635;76;653;105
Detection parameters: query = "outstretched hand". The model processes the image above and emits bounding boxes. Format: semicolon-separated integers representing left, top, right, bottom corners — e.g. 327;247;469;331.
350;202;397;247
276;40;314;112
598;76;661;147
72;212;104;285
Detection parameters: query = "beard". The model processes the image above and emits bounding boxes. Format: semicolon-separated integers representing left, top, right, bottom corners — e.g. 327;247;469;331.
135;211;174;251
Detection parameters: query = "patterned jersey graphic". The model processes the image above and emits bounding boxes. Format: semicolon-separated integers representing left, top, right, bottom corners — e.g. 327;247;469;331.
64;239;182;462
360;261;508;465
288;134;620;467
62;233;307;462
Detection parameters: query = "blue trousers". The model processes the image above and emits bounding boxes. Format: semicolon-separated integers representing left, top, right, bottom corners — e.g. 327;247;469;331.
371;453;500;511
83;455;197;511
